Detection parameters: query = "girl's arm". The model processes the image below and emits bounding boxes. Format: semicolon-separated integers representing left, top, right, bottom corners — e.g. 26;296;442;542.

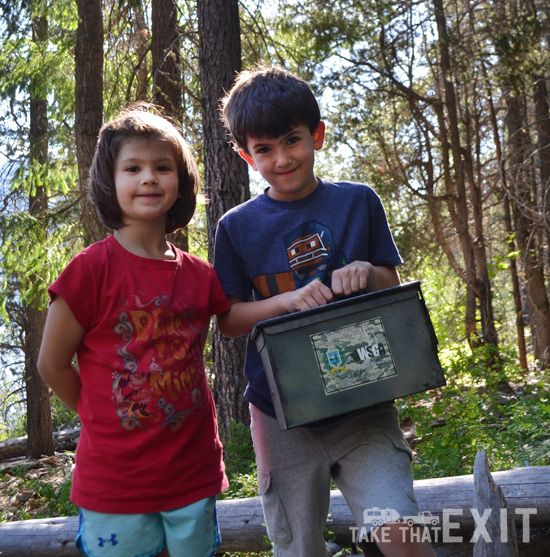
37;296;85;413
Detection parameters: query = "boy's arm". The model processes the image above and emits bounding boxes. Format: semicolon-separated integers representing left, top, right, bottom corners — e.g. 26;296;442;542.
37;296;85;413
217;279;334;338
217;262;400;338
331;261;400;298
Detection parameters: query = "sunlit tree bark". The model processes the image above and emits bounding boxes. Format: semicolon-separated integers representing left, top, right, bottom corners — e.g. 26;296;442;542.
152;0;190;252
492;0;550;367
198;0;250;436
152;0;181;116
25;8;53;459
76;0;107;245
431;0;499;350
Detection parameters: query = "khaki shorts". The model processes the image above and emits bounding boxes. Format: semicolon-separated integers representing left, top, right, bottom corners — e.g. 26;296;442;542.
250;403;420;557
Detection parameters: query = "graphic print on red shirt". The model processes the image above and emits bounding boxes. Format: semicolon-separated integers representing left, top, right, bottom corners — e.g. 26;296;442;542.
110;293;206;434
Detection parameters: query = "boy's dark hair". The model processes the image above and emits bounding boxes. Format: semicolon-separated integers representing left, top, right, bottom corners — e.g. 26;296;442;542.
89;102;199;234
220;65;321;153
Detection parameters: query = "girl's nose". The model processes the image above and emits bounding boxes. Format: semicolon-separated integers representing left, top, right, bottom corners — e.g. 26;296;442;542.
141;168;158;184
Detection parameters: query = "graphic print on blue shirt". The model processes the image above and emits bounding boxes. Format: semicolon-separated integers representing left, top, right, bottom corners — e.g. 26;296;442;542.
253;221;348;297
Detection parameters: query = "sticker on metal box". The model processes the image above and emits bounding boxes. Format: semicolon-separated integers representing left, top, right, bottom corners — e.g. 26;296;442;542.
310;316;397;394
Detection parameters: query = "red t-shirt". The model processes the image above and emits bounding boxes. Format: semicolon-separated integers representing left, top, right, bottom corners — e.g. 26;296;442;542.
49;236;230;513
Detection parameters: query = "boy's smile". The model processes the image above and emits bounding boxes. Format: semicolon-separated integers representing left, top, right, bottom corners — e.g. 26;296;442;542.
240;122;325;202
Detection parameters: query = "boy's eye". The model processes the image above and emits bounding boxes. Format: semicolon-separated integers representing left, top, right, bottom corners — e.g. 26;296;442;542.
287;136;300;145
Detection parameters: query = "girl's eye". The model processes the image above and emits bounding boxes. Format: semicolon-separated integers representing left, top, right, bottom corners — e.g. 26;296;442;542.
158;165;172;171
256;147;270;155
126;165;139;172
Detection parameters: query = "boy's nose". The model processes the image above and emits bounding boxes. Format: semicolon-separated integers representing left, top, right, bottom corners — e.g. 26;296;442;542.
275;150;291;167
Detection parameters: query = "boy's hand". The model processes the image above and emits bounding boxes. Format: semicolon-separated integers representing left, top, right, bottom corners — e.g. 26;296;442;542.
331;261;369;298
284;279;333;312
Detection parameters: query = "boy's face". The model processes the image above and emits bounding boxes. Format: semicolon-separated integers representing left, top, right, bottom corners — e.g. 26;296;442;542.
239;122;325;202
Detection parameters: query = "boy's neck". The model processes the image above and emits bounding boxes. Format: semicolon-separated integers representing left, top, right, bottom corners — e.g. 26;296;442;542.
113;226;175;260
264;176;320;202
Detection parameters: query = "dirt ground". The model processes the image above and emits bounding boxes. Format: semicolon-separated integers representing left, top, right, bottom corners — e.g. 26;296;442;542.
0;452;75;522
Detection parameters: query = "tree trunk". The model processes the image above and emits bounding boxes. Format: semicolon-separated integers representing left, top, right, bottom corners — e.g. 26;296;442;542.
504;92;550;368
491;0;550;368
134;8;149;101
483;72;528;369
431;1;475;345
197;0;250;436
152;0;190;253
432;0;499;351
533;73;550;277
152;0;181;116
24;304;52;460
24;9;54;460
75;0;107;246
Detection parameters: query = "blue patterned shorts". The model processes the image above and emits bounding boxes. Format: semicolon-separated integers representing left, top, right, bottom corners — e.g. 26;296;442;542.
75;496;220;557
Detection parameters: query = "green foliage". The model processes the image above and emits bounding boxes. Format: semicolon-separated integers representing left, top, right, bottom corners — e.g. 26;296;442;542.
187;201;209;261
401;270;550;478
0;5;550;557
0;205;82;318
401;344;550;480
0;0;78;157
49;395;79;431
0;374;26;440
220;421;259;500
215;420;270;556
222;468;260;501
0;463;78;522
11;159;77;198
409;256;465;346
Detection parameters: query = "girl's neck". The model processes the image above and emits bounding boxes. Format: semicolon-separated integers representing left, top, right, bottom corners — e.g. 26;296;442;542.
113;226;175;260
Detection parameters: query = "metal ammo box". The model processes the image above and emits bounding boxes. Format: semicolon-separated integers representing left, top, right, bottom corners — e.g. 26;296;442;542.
252;281;445;429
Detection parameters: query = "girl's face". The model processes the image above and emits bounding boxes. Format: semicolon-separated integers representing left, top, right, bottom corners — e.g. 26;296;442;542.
114;137;179;228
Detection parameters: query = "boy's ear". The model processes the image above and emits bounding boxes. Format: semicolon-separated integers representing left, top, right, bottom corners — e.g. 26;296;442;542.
313;121;325;150
238;149;257;170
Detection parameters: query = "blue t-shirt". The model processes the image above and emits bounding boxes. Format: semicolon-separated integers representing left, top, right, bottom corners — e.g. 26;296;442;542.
213;178;403;417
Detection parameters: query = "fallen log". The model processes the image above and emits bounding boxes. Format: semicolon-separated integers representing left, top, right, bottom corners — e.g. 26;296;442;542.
0;465;549;556
0;429;80;461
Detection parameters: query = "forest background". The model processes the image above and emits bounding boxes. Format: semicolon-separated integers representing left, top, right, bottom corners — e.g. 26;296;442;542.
1;0;550;537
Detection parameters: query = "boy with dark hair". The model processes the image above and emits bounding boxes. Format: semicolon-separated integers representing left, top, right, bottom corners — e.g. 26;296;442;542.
214;66;435;557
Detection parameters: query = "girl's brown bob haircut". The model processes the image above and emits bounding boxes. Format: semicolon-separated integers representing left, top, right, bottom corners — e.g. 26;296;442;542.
89;102;199;234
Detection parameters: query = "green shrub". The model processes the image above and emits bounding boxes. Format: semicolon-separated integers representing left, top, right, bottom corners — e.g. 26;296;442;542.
220;420;259;500
401;344;550;479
